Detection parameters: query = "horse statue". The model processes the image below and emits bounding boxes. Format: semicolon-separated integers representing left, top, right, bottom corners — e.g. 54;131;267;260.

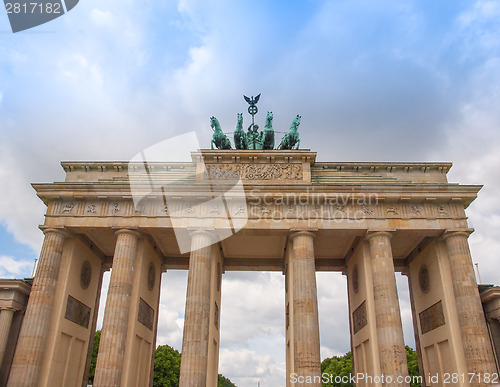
278;115;301;150
210;116;231;150
233;113;247;149
261;111;275;149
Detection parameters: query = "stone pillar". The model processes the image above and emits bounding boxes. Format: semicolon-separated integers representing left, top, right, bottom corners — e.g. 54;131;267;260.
443;230;497;381
0;308;15;367
8;228;68;387
179;231;214;387
93;229;140;387
366;231;409;386
290;231;321;385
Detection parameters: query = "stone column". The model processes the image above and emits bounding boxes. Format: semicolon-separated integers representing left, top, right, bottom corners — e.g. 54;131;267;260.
179;231;214;387
290;231;321;385
0;308;15;367
366;231;409;386
93;229;140;387
8;228;68;387
443;230;497;381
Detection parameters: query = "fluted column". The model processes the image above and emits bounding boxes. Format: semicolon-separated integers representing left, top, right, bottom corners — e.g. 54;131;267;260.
366;231;409;386
8;228;68;387
443;230;497;383
93;229;140;387
290;231;321;385
0;308;15;366
179;231;214;387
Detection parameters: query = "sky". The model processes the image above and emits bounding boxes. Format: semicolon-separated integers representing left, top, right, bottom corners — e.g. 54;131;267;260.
1;0;500;386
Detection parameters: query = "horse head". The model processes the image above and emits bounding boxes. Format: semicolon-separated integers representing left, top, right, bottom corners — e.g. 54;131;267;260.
291;115;301;131
265;111;274;127
236;113;243;128
210;116;221;131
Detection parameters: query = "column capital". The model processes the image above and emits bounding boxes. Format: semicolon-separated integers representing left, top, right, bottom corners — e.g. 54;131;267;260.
365;230;394;241
188;229;215;240
442;228;474;241
39;227;69;238
114;228;141;238
290;230;317;240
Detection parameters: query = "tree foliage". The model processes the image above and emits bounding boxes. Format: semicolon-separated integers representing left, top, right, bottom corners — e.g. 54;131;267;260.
218;374;237;387
88;330;100;384
88;331;237;386
153;345;181;387
321;347;421;387
406;345;420;387
321;352;353;387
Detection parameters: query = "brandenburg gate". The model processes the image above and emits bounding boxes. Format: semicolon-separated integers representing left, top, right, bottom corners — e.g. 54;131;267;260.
5;148;499;386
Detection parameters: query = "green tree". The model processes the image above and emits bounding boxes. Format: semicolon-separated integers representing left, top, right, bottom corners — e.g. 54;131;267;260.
153;345;181;387
406;345;421;387
88;330;100;384
218;374;237;387
321;348;421;387
321;352;353;387
87;334;238;387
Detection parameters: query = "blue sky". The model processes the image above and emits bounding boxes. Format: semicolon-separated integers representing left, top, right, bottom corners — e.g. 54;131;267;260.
1;1;500;386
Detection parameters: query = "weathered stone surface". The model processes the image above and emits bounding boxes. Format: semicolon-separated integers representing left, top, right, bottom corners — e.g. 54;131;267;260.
290;231;321;386
7;228;67;387
179;231;214;387
93;229;140;387
444;231;497;385
367;231;410;387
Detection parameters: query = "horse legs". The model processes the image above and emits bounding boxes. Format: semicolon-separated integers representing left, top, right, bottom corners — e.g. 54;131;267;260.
295;139;300;150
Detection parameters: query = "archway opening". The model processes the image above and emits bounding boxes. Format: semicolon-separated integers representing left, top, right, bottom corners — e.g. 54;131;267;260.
219;271;286;387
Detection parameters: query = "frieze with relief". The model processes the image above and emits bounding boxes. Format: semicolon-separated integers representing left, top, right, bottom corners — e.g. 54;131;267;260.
204;163;303;180
54;200;461;222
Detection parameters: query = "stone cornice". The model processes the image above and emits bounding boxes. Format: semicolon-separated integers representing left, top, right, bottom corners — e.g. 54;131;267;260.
59;160;452;175
0;279;32;295
480;286;500;303
32;181;481;203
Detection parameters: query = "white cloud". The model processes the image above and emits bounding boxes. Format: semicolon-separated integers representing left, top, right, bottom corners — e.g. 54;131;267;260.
0;255;34;278
90;9;114;26
58;53;103;85
219;347;285;387
0;146;46;251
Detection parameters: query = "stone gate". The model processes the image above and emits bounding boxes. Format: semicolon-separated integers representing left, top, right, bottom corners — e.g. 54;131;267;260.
5;149;499;386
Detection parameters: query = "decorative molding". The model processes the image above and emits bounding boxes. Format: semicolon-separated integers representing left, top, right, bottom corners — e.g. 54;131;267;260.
204;163;303;180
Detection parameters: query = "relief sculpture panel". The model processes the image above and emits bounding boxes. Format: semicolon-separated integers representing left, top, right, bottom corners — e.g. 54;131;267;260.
204;163;303;180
